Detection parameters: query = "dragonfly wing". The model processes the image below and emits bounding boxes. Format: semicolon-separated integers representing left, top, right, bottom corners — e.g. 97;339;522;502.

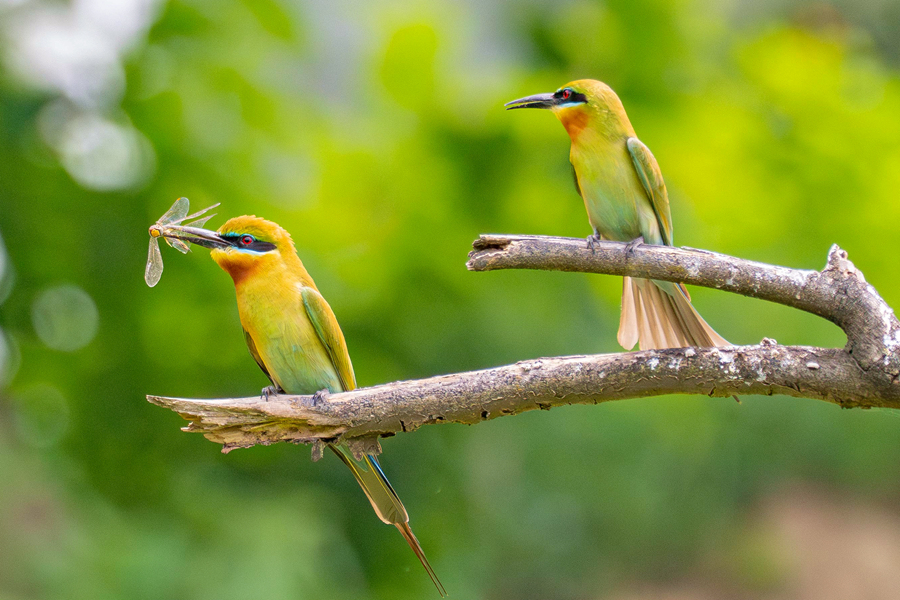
163;234;191;254
184;213;216;229
183;202;220;222
158;197;190;226
169;202;221;226
145;237;163;287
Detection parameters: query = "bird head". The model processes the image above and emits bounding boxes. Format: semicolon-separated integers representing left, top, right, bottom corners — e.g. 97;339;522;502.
505;79;630;140
169;215;304;285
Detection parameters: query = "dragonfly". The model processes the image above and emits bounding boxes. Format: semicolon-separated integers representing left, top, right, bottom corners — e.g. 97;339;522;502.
145;197;220;287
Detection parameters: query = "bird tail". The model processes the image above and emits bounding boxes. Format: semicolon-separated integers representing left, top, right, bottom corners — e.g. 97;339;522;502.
329;445;446;597
617;276;728;350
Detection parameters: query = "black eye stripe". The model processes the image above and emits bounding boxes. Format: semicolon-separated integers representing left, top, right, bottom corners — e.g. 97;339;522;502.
221;234;277;252
247;240;277;252
554;88;587;104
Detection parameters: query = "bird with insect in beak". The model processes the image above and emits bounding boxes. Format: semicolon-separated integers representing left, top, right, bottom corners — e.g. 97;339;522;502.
164;216;446;596
506;80;729;351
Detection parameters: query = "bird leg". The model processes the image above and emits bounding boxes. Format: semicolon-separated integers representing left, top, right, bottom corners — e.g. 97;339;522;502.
625;235;645;257
260;385;279;401
585;232;602;252
311;389;331;406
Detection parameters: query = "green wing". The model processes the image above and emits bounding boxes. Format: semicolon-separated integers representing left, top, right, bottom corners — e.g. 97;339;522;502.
301;290;444;593
627;137;673;246
301;287;357;392
242;328;278;389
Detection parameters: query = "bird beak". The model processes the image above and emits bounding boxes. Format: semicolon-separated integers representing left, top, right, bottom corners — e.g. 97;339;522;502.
505;92;556;110
164;225;229;250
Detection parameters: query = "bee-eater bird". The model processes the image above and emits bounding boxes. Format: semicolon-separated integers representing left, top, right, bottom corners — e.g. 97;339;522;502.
172;216;445;596
506;79;728;351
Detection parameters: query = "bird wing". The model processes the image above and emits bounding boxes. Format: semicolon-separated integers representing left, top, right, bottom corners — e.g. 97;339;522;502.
627;137;673;246
243;327;278;389
571;164;582;197
300;287;357;392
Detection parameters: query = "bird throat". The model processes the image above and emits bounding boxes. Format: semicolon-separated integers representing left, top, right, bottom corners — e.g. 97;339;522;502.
212;251;270;287
557;106;590;142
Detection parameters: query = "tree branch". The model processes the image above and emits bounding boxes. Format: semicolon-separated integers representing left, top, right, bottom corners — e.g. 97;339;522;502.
148;236;900;454
468;235;900;374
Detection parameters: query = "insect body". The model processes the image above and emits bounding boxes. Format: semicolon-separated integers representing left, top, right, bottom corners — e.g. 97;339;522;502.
145;197;220;287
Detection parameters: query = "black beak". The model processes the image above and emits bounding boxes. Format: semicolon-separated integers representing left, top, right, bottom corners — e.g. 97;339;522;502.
165;225;229;250
505;92;556;110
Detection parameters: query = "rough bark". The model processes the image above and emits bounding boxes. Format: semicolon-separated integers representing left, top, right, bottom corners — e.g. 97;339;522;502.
148;236;900;454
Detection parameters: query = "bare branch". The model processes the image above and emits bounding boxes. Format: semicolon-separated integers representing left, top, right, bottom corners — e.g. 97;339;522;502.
148;237;900;453
467;235;900;374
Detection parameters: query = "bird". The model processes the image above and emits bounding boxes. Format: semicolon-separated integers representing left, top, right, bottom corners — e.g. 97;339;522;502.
506;79;728;351
172;215;445;596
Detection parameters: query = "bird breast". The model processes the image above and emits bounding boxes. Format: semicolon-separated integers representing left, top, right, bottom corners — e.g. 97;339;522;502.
236;282;342;395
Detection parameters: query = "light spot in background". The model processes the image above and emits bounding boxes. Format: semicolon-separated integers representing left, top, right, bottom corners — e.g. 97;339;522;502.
38;99;157;190
0;328;21;388
56;112;156;191
4;4;124;109
1;0;163;109
0;229;13;305
2;0;162;191
0;228;15;388
31;284;99;352
303;0;370;103
11;383;70;448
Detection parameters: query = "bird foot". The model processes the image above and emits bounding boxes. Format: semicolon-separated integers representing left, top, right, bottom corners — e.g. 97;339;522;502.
311;389;331;406
261;385;279;401
585;233;602;253
625;236;645;257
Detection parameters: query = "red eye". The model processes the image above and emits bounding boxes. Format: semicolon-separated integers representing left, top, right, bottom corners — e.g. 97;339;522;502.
562;89;571;100
240;235;254;246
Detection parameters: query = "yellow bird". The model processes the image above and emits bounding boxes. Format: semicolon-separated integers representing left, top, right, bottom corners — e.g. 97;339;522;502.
177;215;445;596
507;79;728;350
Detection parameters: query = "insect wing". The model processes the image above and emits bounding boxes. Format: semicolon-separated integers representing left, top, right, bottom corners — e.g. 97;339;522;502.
167;202;221;227
145;237;163;287
156;197;190;226
163;208;219;252
184;213;216;229
158;226;192;253
182;202;220;222
166;237;191;253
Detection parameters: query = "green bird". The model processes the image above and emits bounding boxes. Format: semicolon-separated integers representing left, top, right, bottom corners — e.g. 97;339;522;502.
175;215;445;596
506;79;728;350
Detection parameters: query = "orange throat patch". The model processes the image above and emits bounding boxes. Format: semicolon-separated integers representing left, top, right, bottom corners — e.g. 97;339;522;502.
557;107;589;141
211;250;263;287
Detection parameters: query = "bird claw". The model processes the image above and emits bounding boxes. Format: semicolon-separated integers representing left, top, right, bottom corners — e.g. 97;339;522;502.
585;233;602;253
625;236;645;257
260;385;279;401
311;389;330;406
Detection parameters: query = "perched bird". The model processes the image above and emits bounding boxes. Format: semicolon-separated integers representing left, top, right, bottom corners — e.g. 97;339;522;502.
506;79;728;350
173;216;445;596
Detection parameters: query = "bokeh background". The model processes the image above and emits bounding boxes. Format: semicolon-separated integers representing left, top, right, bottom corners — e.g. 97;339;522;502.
2;0;900;598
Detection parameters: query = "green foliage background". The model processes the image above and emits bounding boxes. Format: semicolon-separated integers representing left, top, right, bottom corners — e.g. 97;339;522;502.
1;0;900;598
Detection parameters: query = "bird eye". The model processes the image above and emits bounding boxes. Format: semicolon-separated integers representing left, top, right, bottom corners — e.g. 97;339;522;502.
240;235;254;246
562;88;572;100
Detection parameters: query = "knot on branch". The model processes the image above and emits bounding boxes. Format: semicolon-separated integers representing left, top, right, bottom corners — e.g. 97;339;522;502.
816;245;900;380
823;244;862;281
